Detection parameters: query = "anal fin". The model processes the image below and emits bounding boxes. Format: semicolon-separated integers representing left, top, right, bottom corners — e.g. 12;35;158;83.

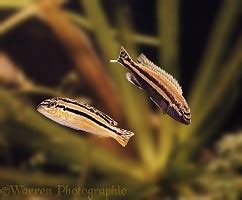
126;73;143;90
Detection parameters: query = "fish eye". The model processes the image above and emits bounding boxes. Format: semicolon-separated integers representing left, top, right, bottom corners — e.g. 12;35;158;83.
47;102;56;108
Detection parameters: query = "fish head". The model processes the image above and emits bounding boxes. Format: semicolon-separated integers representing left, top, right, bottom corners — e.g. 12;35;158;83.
167;104;191;125
179;105;191;125
37;97;63;120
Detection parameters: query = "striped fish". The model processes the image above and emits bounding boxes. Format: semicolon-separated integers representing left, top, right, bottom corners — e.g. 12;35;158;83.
110;47;191;125
37;97;134;147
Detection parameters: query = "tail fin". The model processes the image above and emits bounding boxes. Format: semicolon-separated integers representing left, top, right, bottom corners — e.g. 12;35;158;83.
114;128;134;147
110;46;132;64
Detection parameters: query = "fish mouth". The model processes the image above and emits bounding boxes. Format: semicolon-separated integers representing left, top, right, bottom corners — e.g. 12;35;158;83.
37;104;42;109
37;105;51;119
37;103;45;112
182;116;191;125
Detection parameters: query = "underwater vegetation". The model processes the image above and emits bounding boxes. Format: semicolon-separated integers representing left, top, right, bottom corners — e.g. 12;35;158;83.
0;0;241;199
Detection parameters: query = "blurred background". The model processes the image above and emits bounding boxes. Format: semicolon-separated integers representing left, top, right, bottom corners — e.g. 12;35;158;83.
0;0;241;199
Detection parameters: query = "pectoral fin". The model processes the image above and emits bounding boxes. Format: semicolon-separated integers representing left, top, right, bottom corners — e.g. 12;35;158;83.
149;96;168;114
150;97;160;108
126;73;143;90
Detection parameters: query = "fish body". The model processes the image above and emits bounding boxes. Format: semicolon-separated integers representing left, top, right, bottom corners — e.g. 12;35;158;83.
110;47;191;125
37;97;134;147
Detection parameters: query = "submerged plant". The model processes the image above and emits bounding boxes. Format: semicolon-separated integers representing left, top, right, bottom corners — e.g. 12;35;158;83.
0;0;241;199
186;131;242;200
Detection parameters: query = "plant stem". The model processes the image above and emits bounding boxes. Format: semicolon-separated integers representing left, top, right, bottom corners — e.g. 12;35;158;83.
81;0;156;171
0;0;32;9
157;0;180;77
0;167;76;185
115;3;156;170
179;37;242;144
0;4;37;36
157;0;180;172
67;11;160;47
188;0;241;115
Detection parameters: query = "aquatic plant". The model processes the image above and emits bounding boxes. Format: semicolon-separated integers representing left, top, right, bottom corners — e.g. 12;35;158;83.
0;0;241;199
185;131;242;200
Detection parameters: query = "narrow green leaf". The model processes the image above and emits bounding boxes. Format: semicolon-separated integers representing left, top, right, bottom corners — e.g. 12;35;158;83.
179;38;242;144
157;0;180;77
157;0;180;172
189;0;241;114
81;0;156;171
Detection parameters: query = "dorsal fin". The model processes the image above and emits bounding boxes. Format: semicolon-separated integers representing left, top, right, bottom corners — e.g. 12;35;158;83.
137;54;183;94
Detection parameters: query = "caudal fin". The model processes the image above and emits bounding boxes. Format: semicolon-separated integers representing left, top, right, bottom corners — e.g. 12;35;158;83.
110;46;132;64
114;128;134;147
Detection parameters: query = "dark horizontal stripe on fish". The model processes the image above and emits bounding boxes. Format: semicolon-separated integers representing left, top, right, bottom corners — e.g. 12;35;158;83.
58;98;116;126
57;98;116;125
128;71;170;110
122;59;181;109
131;61;178;105
55;105;121;135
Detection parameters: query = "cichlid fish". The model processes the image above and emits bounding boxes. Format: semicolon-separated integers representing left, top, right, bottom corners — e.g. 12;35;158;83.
37;97;134;146
110;47;191;125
